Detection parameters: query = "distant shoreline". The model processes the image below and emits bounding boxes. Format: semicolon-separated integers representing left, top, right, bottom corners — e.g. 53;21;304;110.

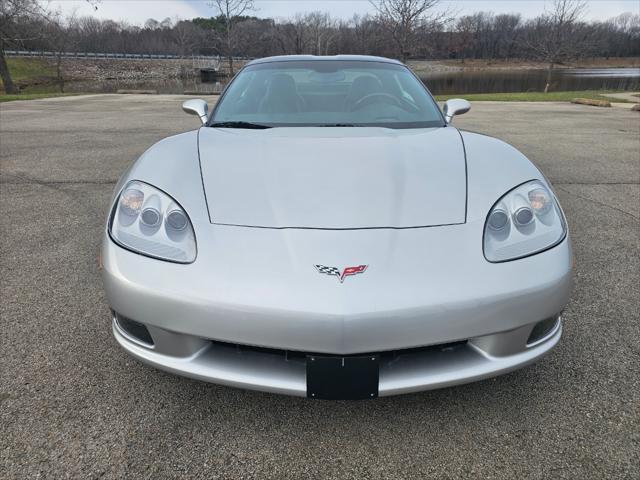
408;57;640;74
3;56;639;96
2;90;639;104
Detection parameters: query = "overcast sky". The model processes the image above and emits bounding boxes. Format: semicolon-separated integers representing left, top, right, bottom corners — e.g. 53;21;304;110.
51;0;640;25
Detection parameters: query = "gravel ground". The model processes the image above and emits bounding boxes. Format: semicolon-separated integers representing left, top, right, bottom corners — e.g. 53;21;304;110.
1;95;638;479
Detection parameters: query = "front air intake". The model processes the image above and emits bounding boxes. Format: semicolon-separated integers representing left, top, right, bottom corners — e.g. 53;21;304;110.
114;313;154;346
527;316;560;346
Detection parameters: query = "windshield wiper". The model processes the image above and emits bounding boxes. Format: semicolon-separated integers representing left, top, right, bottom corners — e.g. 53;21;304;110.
316;123;363;127
209;121;272;129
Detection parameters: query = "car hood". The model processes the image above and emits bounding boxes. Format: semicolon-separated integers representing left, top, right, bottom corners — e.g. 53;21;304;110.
198;126;466;229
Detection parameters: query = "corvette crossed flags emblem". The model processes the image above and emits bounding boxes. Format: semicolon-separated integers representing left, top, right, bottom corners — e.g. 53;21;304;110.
315;264;368;283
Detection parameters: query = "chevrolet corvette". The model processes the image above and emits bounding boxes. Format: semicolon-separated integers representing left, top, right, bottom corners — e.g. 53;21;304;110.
102;56;573;399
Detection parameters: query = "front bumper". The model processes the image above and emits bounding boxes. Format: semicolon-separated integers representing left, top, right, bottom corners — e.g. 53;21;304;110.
113;314;562;397
102;223;572;397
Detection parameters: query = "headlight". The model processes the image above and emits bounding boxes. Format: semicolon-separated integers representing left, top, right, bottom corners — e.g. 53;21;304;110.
484;180;566;262
109;181;196;263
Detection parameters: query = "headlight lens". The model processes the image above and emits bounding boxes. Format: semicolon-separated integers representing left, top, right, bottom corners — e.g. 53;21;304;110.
484;180;566;262
109;181;196;263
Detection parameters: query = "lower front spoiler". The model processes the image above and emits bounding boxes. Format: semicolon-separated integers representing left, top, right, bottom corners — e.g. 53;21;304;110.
113;317;562;398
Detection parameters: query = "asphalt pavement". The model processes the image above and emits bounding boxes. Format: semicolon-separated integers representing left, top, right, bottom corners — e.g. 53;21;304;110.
1;94;638;479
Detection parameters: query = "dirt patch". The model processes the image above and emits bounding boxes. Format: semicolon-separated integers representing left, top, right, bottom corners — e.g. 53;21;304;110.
572;98;611;107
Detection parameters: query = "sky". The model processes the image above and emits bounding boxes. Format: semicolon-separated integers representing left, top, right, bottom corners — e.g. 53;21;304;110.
51;0;640;25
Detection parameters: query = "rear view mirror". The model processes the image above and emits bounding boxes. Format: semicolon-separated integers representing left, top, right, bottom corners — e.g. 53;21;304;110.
182;99;208;125
443;99;471;124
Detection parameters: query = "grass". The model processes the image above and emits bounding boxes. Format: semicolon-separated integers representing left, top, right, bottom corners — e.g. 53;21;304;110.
434;90;634;102
0;58;80;102
1;57;56;86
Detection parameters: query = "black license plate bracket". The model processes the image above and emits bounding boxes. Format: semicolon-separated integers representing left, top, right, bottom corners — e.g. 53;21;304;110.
306;355;379;400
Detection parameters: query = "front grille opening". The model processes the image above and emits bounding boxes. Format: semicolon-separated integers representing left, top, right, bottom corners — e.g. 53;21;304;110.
211;339;468;363
115;313;154;346
527;316;560;345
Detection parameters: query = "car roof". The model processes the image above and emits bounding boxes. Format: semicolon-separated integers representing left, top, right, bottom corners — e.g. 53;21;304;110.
245;55;404;67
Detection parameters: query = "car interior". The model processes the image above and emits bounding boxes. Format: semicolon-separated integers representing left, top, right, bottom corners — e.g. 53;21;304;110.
213;61;444;126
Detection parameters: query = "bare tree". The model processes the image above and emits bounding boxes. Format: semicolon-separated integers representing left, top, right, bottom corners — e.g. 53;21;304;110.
494;14;522;60
0;0;50;93
270;14;310;55
351;14;380;55
450;15;473;63
524;0;588;92
208;0;255;74
304;12;337;55
173;19;202;56
44;13;81;92
4;1;638;79
369;0;447;62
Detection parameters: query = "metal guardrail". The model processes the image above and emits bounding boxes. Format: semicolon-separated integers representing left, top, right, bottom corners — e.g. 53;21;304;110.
5;50;229;61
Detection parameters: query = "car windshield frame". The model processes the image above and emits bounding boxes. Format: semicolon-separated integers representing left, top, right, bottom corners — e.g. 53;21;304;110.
207;59;446;129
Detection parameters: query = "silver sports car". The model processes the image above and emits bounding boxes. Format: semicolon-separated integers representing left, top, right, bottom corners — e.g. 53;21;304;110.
102;55;573;399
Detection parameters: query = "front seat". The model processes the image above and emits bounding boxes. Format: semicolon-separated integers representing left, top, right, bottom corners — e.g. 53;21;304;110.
235;77;267;114
258;74;305;114
344;75;383;110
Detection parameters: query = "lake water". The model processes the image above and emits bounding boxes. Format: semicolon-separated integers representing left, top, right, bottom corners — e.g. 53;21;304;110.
56;67;640;95
421;67;640;95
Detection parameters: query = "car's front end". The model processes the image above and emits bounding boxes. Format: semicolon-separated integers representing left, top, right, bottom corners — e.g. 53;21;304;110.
101;56;573;399
104;220;570;398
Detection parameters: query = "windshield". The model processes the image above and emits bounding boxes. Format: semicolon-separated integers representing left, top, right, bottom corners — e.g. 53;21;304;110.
210;60;445;129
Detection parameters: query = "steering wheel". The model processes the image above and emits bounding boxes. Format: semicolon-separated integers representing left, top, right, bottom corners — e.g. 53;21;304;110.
350;93;403;112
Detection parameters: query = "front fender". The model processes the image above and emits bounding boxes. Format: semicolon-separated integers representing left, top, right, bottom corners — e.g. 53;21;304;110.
462;131;550;222
106;129;208;228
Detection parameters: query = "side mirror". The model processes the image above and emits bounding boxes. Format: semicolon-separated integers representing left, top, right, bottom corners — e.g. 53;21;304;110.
443;99;471;124
182;99;208;125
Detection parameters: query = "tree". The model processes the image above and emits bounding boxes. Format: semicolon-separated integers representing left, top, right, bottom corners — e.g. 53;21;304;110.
369;0;447;62
44;13;82;92
270;14;309;55
0;0;49;93
351;14;380;55
304;12;337;55
173;19;202;56
208;0;255;75
493;14;521;60
524;0;588;92
451;15;474;62
4;1;639;82
233;18;273;58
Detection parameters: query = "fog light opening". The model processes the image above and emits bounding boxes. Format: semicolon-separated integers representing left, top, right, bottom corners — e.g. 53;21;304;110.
527;315;561;346
114;313;154;347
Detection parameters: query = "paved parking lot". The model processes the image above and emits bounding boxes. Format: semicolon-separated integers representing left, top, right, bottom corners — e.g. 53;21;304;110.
1;95;638;479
